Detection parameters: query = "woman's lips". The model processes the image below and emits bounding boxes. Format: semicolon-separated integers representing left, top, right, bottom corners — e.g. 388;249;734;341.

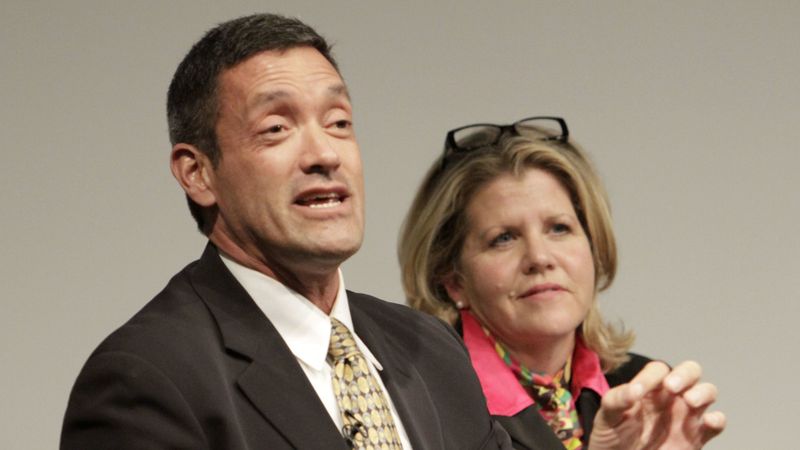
519;283;565;299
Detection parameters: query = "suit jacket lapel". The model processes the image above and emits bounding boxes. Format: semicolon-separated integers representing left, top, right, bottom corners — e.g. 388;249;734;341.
349;295;445;450
189;244;348;450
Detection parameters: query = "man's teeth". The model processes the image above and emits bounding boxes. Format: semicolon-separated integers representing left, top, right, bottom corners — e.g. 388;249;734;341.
309;198;341;208
300;193;342;208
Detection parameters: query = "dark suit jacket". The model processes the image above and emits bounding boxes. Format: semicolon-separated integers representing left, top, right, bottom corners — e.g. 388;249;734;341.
61;244;511;449
493;354;652;450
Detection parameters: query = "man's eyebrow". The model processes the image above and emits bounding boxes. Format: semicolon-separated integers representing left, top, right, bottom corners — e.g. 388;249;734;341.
248;84;350;109
250;90;290;108
327;83;351;101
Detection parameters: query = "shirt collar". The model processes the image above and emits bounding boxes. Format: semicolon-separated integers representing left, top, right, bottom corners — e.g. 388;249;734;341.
570;335;609;398
461;310;609;416
461;310;534;416
219;253;382;372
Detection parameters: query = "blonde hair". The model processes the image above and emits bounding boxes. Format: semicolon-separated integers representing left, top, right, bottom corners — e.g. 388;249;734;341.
399;133;634;371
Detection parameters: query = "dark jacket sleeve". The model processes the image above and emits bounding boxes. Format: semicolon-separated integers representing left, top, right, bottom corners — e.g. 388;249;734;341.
433;315;516;450
61;351;207;450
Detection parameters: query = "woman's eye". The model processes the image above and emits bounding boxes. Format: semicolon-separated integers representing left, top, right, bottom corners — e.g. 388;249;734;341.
265;124;285;133
490;231;514;247
551;223;571;234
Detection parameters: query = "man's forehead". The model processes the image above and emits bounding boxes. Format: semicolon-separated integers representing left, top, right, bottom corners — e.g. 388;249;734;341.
248;83;350;104
227;47;338;78
219;47;347;96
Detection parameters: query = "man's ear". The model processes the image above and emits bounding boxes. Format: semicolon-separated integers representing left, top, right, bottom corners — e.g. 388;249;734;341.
442;272;470;309
170;143;217;207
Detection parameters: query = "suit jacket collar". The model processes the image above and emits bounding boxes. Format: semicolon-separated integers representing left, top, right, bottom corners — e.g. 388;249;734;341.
188;243;349;450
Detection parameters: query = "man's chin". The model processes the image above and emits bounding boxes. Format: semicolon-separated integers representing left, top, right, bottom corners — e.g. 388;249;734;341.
283;232;362;267
310;239;363;265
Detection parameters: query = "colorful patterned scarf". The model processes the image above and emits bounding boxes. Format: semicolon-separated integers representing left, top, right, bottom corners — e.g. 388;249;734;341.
484;326;583;450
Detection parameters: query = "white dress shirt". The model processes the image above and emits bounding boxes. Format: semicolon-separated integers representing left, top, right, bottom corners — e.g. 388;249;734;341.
220;254;413;449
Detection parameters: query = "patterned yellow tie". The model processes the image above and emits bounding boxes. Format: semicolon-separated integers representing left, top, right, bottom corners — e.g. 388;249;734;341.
328;318;403;449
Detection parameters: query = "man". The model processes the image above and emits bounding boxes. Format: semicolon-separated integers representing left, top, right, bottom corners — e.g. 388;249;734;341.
61;13;519;450
62;13;724;450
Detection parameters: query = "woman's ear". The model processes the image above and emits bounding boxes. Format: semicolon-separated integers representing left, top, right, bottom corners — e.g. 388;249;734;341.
442;272;469;309
170;143;217;207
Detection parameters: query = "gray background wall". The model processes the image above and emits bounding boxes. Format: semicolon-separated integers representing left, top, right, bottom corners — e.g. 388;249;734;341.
2;1;798;448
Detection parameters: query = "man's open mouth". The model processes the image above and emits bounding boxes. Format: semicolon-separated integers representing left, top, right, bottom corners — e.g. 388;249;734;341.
296;192;345;209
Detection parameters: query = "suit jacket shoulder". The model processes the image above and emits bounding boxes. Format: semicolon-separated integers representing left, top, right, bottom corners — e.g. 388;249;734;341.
62;246;511;450
604;352;652;387
62;245;349;450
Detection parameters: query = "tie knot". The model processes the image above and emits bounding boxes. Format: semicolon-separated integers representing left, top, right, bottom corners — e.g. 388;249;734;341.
328;318;359;363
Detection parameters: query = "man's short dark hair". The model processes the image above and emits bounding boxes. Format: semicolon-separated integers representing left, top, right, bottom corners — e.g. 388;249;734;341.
167;13;338;233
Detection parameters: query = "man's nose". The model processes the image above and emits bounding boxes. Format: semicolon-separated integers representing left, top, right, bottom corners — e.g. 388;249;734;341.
299;125;341;175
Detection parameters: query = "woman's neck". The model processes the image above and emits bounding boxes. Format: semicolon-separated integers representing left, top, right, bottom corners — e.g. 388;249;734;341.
508;332;576;376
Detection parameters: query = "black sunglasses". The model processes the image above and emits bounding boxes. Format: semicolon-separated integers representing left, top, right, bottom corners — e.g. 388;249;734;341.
442;116;569;167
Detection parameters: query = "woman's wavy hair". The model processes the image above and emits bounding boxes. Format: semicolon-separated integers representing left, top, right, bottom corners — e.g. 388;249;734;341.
399;131;634;371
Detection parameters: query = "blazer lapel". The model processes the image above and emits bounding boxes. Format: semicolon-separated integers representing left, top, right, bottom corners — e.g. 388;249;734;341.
349;296;445;450
189;244;348;450
494;408;565;450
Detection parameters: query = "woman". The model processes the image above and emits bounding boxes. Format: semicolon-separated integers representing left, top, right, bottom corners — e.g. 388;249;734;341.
399;117;724;449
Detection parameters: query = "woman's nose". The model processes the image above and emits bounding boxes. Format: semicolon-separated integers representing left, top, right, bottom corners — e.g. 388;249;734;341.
523;236;554;274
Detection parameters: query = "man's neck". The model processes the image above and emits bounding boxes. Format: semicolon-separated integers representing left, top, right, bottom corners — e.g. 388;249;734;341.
211;236;341;314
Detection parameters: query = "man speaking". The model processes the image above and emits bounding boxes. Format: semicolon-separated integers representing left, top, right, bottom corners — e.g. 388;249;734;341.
60;13;517;450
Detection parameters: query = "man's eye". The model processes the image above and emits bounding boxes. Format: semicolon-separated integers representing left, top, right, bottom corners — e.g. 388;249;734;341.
265;124;285;133
333;120;352;129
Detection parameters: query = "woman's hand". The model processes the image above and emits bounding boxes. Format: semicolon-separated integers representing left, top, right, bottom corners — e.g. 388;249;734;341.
588;360;725;449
